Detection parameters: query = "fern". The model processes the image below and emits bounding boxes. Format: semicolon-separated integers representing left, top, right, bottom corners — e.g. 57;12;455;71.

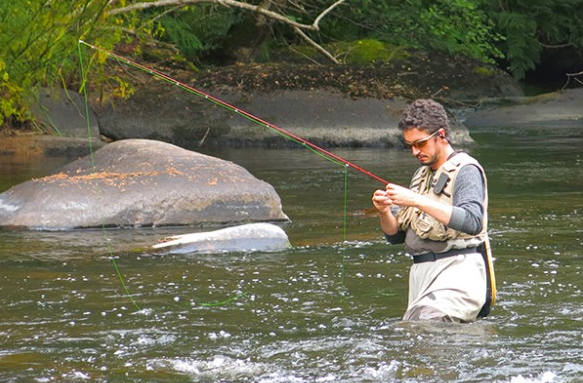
159;16;203;58
494;12;541;78
484;0;583;79
157;4;238;60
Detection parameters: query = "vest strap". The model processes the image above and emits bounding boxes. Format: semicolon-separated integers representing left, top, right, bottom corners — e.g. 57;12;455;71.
413;247;478;264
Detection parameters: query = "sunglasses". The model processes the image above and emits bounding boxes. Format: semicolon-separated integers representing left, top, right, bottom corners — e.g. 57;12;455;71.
404;130;440;149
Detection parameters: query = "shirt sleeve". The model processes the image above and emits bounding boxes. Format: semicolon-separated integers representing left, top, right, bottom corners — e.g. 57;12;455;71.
385;230;406;244
383;205;406;243
447;164;485;235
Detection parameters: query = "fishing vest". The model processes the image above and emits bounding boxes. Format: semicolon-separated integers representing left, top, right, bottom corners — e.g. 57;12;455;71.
396;152;488;249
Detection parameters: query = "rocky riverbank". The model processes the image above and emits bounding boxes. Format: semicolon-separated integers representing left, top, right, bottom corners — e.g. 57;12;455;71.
91;52;524;150
2;52;582;159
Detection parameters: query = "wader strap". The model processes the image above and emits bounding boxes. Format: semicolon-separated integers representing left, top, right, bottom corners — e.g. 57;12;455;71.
413;247;478;264
477;241;496;318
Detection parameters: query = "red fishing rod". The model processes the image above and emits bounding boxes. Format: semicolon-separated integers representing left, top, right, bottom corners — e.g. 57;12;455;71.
79;40;389;185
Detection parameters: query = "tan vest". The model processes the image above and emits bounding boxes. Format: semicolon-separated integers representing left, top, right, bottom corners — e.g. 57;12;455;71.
396;152;488;252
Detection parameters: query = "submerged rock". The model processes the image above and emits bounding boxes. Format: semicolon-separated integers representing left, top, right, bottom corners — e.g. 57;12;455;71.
0;139;289;230
152;222;291;255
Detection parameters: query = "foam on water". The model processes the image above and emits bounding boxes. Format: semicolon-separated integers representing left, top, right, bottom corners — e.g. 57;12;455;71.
506;371;557;383
166;355;268;380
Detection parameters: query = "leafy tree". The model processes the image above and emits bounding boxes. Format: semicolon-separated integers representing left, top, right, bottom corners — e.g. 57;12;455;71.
125;0;504;66
482;0;583;79
0;0;126;129
314;0;502;63
110;0;348;64
287;0;582;79
152;4;242;64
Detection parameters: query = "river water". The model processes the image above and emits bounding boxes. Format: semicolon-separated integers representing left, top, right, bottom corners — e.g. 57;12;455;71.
0;126;582;382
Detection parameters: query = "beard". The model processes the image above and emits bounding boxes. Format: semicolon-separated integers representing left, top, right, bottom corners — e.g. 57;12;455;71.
417;152;438;168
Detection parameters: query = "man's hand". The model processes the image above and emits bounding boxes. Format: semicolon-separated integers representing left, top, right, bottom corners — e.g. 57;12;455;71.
386;183;420;208
386;183;454;226
372;187;400;235
372;189;393;214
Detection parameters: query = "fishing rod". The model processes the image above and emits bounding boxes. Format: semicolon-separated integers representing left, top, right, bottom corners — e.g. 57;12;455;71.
79;40;390;185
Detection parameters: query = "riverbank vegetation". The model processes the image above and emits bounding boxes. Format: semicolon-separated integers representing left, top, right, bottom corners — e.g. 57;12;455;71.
1;0;582;131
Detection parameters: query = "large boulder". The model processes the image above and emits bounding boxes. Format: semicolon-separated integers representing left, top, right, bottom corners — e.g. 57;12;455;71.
0;139;289;230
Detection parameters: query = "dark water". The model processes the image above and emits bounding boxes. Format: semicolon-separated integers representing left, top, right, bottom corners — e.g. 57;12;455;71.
0;126;582;382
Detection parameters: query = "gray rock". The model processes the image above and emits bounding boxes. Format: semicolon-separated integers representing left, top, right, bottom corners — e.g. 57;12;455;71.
93;88;476;148
29;87;100;138
464;88;583;128
0;139;289;230
152;222;291;254
214;90;411;147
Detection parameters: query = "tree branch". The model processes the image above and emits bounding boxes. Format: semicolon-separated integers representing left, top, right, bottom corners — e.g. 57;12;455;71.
293;26;339;64
107;0;202;15
107;0;321;30
313;0;346;28
540;42;574;49
561;69;583;90
106;0;347;64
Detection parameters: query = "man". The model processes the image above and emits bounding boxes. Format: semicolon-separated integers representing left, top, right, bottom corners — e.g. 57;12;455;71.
372;99;495;323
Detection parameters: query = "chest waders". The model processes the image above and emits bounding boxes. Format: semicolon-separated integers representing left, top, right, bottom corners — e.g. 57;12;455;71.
397;152;496;317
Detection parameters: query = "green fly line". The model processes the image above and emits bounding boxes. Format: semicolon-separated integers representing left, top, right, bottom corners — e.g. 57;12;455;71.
78;42;142;311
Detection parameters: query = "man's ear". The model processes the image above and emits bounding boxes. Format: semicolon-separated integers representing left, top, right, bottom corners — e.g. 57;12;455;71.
438;128;446;138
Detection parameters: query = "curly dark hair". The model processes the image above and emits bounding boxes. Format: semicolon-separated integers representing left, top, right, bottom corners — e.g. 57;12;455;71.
398;99;449;134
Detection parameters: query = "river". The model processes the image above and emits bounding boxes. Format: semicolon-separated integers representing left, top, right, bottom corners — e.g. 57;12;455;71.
0;126;582;382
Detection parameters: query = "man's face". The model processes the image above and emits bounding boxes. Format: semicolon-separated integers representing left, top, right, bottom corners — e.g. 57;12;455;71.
403;128;442;168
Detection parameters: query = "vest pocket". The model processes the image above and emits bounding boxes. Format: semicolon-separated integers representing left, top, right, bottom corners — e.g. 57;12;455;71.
412;213;435;239
412;212;450;241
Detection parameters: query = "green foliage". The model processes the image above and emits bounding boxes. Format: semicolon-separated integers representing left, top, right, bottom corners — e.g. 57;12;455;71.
330;39;408;65
473;66;495;76
118;0;583;80
319;0;502;64
483;0;583;79
0;0;124;129
318;0;582;79
155;4;241;62
157;16;204;59
0;60;25;127
416;0;504;63
291;38;408;65
496;12;541;79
